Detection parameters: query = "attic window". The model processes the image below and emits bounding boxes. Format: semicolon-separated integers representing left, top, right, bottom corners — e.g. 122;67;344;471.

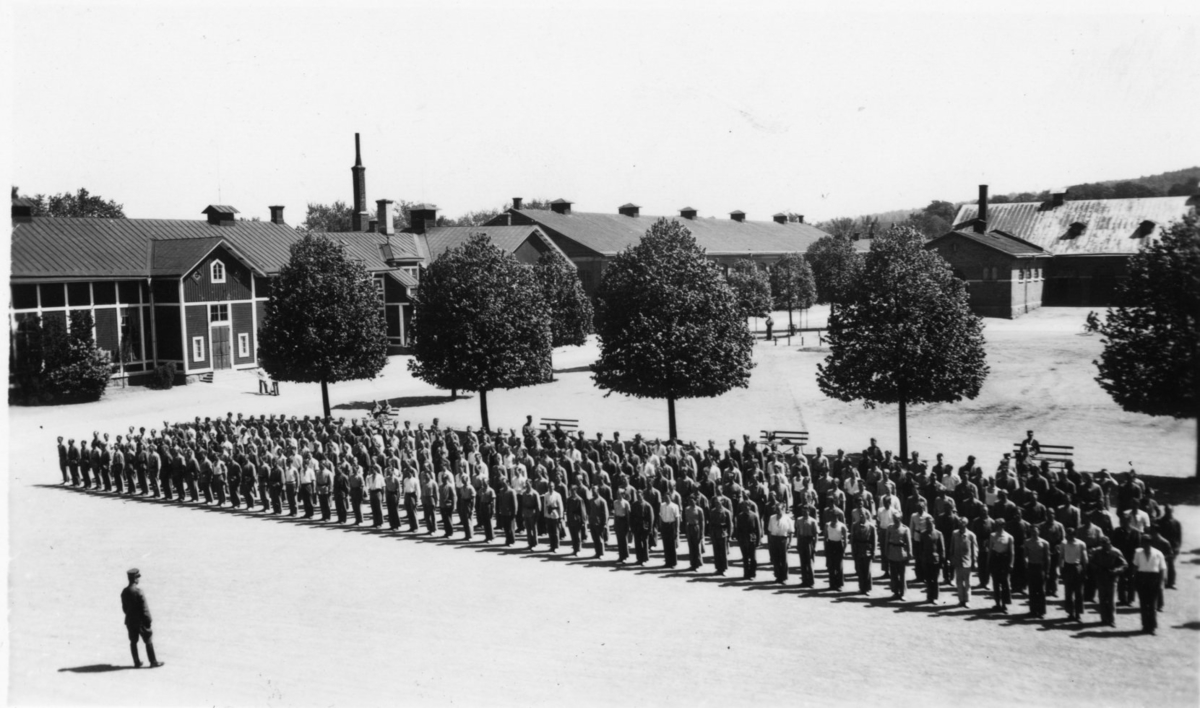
211;260;226;283
1064;222;1087;239
1135;220;1156;238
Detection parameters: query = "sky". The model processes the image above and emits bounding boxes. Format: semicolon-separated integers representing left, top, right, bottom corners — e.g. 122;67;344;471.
6;1;1200;225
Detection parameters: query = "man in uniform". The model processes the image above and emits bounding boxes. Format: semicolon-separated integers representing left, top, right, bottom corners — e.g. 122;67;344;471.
1092;536;1128;627
631;489;655;566
1024;525;1050;617
795;506;819;587
851;508;876;594
885;513;913;600
989;519;1015;613
709;493;732;575
587;485;610;558
497;478;518;546
1132;533;1166;634
950;516;977;607
120;569;162;668
735;498;761;579
766;503;794;584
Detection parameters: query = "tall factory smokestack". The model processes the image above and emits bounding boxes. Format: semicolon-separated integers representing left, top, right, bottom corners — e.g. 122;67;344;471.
351;133;367;231
975;184;988;234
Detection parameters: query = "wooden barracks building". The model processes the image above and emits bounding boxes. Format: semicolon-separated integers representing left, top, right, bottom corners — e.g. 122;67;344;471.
485;200;830;297
927;185;1197;318
9;135;566;381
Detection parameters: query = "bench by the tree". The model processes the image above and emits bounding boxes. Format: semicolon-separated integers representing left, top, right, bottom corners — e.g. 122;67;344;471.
1013;441;1074;471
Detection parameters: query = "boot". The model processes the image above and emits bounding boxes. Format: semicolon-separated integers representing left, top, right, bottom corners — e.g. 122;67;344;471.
130;642;142;668
146;641;163;667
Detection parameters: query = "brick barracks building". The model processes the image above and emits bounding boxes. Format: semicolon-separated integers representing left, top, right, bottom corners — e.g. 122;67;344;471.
927;185;1197;318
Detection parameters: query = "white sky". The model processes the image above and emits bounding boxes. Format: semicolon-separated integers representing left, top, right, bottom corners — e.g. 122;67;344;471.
7;1;1200;224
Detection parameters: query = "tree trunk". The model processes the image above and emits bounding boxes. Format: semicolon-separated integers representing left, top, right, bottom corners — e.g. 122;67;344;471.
321;380;331;419
1195;416;1199;479
788;309;794;333
898;395;908;462
480;388;490;431
667;395;677;442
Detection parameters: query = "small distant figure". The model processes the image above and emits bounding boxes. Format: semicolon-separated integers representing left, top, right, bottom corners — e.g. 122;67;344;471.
765;315;774;341
121;568;162;668
257;368;270;395
1019;430;1040;457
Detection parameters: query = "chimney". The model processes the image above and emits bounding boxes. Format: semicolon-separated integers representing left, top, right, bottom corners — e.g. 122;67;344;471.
730;210;746;222
512;197;523;210
974;185;988;234
679;207;697;220
202;205;239;226
268;205;285;225
358;211;372;232
797;215;805;224
409;203;438;234
618;203;641;217
376;199;395;235
11;198;34;222
351;133;367;231
773;213;787;224
1051;190;1066;207
550;198;573;215
368;217;378;233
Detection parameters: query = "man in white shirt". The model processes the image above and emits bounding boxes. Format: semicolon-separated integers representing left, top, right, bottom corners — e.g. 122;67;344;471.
1132;535;1166;634
767;504;795;584
659;497;681;568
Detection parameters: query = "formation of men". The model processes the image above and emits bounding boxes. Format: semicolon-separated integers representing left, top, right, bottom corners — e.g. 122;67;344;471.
56;421;1182;635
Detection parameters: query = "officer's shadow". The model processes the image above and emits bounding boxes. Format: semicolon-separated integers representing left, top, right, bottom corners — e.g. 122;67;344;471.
58;663;136;673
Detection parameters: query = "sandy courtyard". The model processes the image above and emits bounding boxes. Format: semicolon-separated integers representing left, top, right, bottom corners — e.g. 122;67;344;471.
7;307;1199;706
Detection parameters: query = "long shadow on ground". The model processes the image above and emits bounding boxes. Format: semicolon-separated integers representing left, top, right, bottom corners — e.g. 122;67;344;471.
58;664;135;673
36;482;1190;639
332;394;468;412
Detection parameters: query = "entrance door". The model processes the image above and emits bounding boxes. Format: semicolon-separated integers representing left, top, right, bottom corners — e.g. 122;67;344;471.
211;325;231;370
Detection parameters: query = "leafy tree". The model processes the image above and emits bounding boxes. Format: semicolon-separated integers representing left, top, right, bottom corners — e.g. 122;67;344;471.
1086;215;1200;477
726;259;772;324
806;234;864;310
817;217;857;239
47;311;114;402
11;186;125;218
1167;177;1199;196
259;233;389;418
535;250;593;351
302;200;354;232
769;252;816;331
408;234;552;430
817;226;989;460
592;218;755;440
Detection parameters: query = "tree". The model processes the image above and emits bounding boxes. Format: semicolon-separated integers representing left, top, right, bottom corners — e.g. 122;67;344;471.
11;186;125;218
769;252;816;332
806;234;864;310
726;259;773;329
302;201;354;232
47;311;113;403
408;234;552;430
535;250;593;352
817;217;857;239
817;226;989;460
259;233;389;418
1086;215;1200;477
592;218;755;440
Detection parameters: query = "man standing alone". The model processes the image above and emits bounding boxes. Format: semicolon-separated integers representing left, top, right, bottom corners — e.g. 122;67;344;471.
121;569;162;668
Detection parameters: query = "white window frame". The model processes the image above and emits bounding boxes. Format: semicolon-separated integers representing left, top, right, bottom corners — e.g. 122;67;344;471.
192;336;206;362
374;278;385;296
211;260;226;284
210;303;229;323
238;332;250;358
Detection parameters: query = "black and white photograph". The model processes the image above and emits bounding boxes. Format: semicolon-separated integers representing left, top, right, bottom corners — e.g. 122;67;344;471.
4;1;1198;705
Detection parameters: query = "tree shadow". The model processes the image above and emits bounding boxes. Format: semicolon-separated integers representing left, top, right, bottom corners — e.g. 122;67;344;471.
58;664;134;673
332;395;468;413
552;365;592;375
1071;629;1147;639
1172;621;1200;631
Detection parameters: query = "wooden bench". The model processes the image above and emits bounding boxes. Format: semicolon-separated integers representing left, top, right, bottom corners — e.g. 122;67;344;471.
760;430;809;450
1013;442;1074;471
540;418;580;433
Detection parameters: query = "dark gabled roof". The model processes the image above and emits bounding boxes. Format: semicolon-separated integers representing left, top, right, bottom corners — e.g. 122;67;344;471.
149;237;224;276
620;203;641;209
928;229;1048;257
952;196;1195;256
202;205;239;215
507;208;829;257
422;225;567;262
12;197;37;208
410;203;438;211
550;198;573;205
11;216;408;281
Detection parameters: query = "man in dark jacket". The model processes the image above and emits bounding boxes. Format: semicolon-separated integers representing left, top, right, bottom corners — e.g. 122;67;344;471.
121;569;162;668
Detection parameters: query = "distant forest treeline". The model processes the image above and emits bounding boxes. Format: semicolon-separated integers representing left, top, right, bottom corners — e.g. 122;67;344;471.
816;166;1200;240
